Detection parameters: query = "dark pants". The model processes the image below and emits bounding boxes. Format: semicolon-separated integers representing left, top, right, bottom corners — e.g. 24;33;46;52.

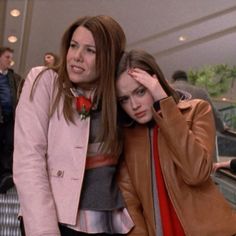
0;112;14;179
20;218;126;236
59;224;126;236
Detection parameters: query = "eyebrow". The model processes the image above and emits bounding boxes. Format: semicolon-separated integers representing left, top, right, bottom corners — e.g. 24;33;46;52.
71;39;96;48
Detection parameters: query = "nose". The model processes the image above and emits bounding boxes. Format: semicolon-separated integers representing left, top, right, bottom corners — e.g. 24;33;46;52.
74;48;83;62
130;97;140;110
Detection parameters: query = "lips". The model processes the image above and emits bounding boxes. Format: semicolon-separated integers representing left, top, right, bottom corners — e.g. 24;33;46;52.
71;65;84;73
134;111;146;118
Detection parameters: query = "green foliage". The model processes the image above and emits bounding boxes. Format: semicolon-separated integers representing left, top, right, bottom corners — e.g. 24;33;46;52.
232;115;236;129
188;64;236;97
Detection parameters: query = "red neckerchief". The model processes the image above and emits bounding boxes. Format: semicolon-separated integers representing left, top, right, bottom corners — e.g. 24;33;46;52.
76;96;92;120
153;125;185;235
70;87;93;120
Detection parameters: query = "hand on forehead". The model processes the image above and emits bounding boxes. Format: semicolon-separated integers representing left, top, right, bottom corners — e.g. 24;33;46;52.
127;68;167;101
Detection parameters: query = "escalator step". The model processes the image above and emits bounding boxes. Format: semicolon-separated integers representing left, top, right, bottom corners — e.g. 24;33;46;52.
0;187;21;236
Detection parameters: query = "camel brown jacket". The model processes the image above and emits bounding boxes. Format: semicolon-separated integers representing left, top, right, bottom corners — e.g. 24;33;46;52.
118;97;236;236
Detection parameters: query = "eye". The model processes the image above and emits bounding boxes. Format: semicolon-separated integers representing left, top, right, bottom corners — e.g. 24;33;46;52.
69;42;77;49
86;47;96;54
136;87;146;96
118;97;129;105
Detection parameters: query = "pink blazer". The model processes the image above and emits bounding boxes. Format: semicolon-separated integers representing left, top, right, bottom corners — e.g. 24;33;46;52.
13;67;90;236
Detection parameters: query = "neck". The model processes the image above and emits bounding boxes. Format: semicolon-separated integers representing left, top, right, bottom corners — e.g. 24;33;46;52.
71;86;96;100
0;68;8;74
82;87;96;99
76;84;97;98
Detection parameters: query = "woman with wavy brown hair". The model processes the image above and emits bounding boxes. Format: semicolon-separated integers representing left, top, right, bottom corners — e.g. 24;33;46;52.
13;16;137;236
116;49;236;236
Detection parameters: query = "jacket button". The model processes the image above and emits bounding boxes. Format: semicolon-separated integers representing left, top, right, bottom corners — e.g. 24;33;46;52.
57;170;63;177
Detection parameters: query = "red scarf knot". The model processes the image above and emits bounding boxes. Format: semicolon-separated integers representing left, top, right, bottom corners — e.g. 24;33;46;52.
76;96;92;120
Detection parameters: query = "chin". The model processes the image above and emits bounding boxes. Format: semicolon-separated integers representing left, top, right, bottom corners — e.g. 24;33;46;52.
135;116;151;124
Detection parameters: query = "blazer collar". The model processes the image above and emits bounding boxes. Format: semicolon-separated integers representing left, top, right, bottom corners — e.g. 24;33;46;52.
177;99;192;111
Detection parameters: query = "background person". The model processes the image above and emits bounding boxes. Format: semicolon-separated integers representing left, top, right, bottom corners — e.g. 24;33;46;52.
171;70;225;133
116;50;236;236
13;15;139;236
43;51;60;67
0;46;22;194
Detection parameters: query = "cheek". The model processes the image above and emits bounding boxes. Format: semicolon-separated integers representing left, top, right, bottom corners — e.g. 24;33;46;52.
66;49;72;62
145;95;155;107
91;62;96;72
66;54;70;71
91;57;96;67
89;59;96;75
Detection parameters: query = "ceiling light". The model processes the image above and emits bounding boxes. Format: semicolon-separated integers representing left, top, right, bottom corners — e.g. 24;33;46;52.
8;35;18;43
179;36;187;42
10;9;21;17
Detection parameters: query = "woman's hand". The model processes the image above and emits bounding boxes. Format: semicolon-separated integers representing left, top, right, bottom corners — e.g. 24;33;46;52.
128;68;167;101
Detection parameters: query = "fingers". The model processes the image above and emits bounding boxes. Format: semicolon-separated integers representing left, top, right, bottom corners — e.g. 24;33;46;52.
128;67;168;102
128;68;159;92
212;162;228;173
212;163;218;173
128;68;155;86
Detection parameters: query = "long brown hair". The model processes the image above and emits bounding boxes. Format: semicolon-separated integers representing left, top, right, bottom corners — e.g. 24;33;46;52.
32;15;126;155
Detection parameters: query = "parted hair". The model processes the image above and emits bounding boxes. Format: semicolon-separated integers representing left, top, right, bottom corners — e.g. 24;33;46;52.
41;15;126;155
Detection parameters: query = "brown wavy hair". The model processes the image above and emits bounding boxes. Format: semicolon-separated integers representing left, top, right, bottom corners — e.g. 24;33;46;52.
32;15;126;155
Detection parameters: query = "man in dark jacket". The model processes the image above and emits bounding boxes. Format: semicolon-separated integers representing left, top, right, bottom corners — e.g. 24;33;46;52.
0;46;22;193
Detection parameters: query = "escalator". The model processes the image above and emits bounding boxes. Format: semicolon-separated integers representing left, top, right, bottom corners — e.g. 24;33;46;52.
0;187;21;236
